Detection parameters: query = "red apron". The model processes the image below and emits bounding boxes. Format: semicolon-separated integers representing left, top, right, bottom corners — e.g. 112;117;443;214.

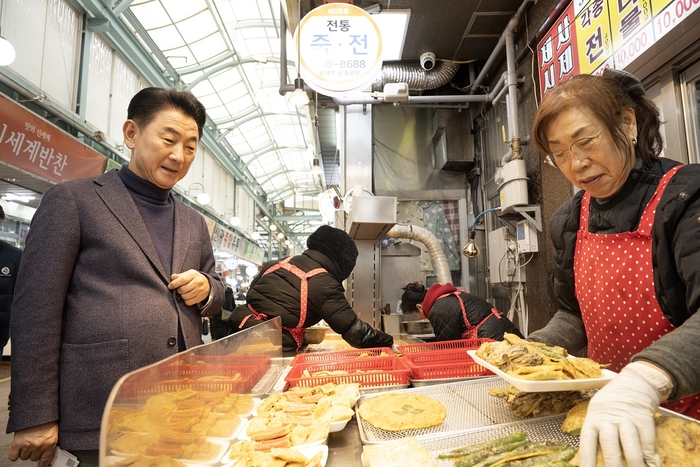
574;165;700;419
239;256;327;350
435;290;503;339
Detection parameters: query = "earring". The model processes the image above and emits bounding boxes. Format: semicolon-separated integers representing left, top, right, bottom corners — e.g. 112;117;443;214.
633;137;638;145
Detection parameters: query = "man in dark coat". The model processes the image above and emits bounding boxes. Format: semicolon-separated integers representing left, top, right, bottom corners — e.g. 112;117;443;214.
0;205;21;358
229;225;393;351
7;87;224;467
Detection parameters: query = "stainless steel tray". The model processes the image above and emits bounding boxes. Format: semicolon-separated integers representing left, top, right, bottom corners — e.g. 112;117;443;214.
420;415;578;466
419;406;700;465
409;375;487;387
356;377;518;444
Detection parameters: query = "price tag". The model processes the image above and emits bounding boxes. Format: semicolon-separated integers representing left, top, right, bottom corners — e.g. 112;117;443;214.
298;3;383;96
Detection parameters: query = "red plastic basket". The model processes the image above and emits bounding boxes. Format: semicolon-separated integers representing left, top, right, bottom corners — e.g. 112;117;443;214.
289;347;396;366
396;338;496;355
285;357;409;388
401;349;494;380
117;355;271;399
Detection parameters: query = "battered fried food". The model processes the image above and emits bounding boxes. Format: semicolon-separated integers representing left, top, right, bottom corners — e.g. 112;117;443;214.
567;412;700;466
488;384;594;418
358;393;446;431
362;436;436;467
476;333;605;381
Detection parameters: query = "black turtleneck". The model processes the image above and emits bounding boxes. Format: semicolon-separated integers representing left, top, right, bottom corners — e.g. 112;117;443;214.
117;164;175;277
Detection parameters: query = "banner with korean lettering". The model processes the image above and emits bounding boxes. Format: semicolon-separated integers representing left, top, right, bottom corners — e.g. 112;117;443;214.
211;224;263;265
537;0;700;97
0;93;106;183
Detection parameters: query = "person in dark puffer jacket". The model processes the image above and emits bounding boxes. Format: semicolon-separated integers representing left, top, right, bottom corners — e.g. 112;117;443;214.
400;282;522;341
228;225;393;351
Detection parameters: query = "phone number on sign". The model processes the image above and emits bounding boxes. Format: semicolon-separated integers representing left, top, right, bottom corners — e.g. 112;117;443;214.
314;60;367;69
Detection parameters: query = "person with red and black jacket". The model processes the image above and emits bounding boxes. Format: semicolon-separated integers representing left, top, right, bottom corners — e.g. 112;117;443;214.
228;225;393;352
400;282;522;341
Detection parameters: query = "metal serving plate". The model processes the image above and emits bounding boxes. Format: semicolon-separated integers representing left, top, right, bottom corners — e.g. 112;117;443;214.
356;377;520;444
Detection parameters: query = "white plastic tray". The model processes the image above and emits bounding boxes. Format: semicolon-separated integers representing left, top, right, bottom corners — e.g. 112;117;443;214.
466;350;616;392
221;442;329;466
112;438;228;464
237;418;328;446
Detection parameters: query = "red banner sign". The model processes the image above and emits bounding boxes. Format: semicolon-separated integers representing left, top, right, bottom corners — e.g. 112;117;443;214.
0;93;106;183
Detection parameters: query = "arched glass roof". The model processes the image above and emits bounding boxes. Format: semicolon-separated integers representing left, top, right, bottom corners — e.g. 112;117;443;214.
129;0;319;208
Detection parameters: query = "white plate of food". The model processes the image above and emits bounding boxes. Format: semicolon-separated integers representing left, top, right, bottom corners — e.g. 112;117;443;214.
328;417;351;433
467;350;617;392
212;396;261;418
111;438;228;464
221;444;328;467
236;418;329;446
103;455;204;467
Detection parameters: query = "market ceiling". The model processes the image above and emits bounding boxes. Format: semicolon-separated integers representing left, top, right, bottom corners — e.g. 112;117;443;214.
0;0;529;246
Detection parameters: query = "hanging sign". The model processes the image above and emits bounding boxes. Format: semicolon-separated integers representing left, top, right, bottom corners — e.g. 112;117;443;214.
537;0;700;97
297;3;383;96
0;93;106;183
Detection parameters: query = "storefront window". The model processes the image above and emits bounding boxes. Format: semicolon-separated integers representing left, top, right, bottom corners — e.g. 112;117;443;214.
682;60;700;164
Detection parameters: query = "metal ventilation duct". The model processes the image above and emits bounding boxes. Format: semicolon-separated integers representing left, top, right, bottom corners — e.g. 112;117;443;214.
371;61;460;92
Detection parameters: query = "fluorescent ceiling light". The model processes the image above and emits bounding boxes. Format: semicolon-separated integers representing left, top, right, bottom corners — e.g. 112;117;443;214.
372;10;411;61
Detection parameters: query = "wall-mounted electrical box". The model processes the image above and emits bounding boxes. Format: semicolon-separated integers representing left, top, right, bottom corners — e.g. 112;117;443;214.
516;220;538;254
488;227;525;285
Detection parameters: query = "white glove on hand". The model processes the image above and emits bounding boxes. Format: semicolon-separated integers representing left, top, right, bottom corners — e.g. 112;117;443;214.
390;343;400;354
579;361;672;467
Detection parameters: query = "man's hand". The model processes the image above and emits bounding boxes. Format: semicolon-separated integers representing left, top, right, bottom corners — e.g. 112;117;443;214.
579;361;672;467
169;269;211;306
9;421;58;467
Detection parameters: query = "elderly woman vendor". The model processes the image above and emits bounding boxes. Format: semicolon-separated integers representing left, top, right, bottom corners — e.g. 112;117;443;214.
527;69;700;467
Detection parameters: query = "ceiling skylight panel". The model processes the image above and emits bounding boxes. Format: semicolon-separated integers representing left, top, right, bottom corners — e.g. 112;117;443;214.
205;105;230;121
187;79;216;99
207;67;243;90
224;98;256;117
176;11;218;44
179;69;204;86
130;2;171;29
221;1;261;20
158;44;194;69
162;0;208;23
146;25;186;51
216;84;247;104
196;93;224;112
227;131;248;149
188;34;228;63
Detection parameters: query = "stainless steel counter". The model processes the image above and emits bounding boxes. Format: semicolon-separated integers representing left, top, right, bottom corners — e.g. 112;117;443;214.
326;418;364;467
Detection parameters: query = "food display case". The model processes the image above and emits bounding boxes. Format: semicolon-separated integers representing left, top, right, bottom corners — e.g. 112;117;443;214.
99;319;285;466
98;323;700;467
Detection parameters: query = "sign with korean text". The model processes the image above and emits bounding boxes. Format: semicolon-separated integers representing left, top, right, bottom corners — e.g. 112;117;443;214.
537;0;700;97
211;224;264;265
0;93;106;183
298;3;383;95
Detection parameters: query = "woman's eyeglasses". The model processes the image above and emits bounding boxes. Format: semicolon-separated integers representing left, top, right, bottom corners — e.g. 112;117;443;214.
545;133;603;169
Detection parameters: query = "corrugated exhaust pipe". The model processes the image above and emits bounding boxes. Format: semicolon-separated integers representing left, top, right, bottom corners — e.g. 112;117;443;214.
385;224;452;285
371;61;460;92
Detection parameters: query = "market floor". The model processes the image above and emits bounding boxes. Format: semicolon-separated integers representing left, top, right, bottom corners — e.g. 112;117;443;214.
0;360;41;467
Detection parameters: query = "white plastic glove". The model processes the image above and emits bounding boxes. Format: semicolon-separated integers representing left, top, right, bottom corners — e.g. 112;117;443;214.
579;361;673;467
391;343;400;354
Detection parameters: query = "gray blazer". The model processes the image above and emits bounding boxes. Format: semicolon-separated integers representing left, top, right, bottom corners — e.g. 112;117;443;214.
6;169;225;450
